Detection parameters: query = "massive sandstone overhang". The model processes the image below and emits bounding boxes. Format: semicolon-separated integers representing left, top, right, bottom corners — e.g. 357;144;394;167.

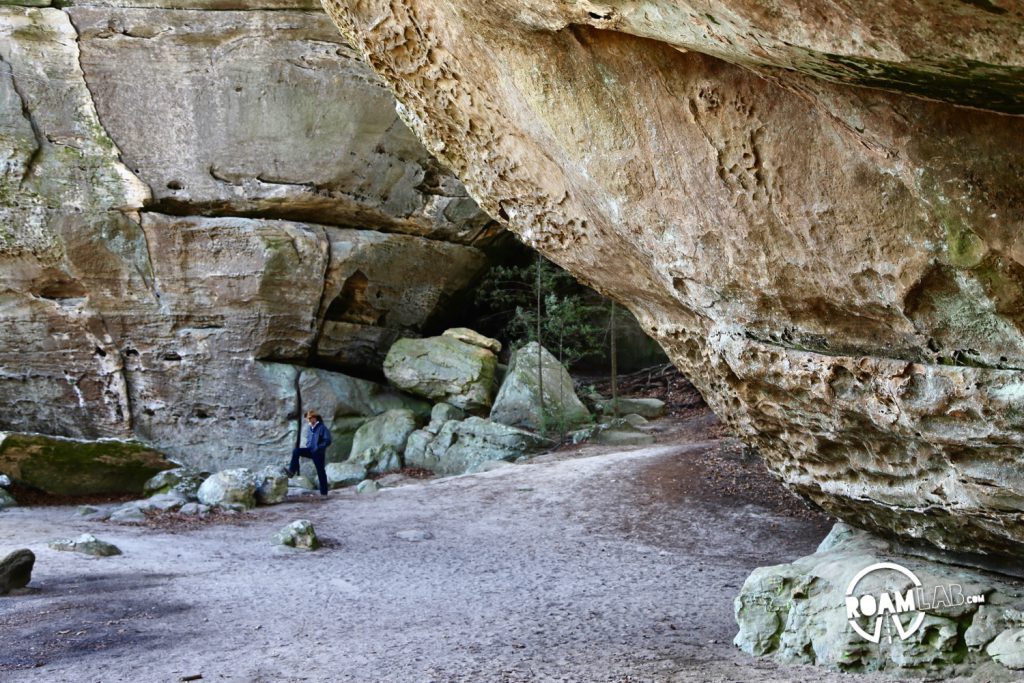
323;0;1024;560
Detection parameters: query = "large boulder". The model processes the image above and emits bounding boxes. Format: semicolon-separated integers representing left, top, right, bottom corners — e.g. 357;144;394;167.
255;466;289;505
405;417;550;476
490;343;591;433
347;409;419;474
735;524;1024;675
296;366;430;462
0;433;174;496
383;333;499;412
327;0;1024;562
197;469;258;509
0;549;34;595
324;461;368;489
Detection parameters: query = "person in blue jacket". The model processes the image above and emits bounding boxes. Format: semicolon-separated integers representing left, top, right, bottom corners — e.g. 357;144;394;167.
287;409;332;497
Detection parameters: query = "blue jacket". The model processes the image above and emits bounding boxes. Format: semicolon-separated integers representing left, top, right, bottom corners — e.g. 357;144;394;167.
305;420;332;453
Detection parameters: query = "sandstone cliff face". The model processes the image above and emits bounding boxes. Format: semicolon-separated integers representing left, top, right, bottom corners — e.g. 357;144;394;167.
0;0;495;469
324;1;1024;559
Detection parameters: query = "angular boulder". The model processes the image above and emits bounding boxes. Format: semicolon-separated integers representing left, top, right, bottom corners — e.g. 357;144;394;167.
255;466;289;505
735;524;1024;674
426;402;465;434
0;549;34;595
0;433;174;496
197;469;258;509
383;333;498;412
325;461;367;489
406;417;550;476
490;343;590;433
347;409;419;474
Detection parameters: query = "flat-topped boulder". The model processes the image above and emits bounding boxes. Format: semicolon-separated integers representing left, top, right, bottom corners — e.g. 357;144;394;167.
0;433;174;496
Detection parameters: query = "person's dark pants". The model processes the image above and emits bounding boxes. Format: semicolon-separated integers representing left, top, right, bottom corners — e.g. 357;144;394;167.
290;448;328;495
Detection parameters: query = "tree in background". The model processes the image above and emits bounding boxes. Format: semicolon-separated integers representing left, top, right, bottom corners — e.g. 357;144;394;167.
475;257;605;369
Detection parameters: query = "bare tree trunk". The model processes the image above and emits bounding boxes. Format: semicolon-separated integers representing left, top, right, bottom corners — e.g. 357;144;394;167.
536;254;545;434
610;300;618;419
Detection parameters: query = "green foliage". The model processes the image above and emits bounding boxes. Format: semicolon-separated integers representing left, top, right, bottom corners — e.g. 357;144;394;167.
475;257;607;367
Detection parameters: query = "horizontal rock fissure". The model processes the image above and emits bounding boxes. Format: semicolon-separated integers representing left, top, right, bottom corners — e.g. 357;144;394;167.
742;331;1024;374
134;203;489;247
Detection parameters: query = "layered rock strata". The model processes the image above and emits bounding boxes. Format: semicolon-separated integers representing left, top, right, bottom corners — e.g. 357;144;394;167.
325;1;1024;560
0;0;496;468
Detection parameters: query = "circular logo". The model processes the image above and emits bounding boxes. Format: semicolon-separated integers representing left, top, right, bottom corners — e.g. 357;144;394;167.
845;562;925;643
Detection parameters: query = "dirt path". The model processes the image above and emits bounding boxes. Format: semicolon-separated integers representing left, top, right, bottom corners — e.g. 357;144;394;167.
1;414;922;682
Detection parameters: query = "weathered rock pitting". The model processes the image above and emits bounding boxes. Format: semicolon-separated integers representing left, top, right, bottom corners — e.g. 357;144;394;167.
324;1;1024;560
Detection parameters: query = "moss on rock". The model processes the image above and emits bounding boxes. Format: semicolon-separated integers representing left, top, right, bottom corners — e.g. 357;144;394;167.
0;432;175;496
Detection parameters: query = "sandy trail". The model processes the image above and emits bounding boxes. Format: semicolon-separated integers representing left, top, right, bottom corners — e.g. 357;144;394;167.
2;416;924;683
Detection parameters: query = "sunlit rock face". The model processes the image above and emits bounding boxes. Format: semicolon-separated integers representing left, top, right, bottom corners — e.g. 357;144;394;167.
0;1;495;469
324;0;1024;559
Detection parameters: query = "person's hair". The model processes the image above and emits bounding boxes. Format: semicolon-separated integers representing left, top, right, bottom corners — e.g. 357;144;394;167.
304;410;321;422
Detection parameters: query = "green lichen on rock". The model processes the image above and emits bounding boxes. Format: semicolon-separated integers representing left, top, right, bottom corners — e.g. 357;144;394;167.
944;222;987;269
0;432;175;496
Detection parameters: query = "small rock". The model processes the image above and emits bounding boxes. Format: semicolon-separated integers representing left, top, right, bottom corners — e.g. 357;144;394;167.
622;413;649;427
597;397;665;419
395;529;433;542
49;534;122;557
355;479;379;494
178;502;210;516
0;488;17;509
273;519;319;550
143;467;207;500
380;473;418;488
0;474;11;488
109;503;147;523
136;492;187;512
0;549;34;595
595;429;655;447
